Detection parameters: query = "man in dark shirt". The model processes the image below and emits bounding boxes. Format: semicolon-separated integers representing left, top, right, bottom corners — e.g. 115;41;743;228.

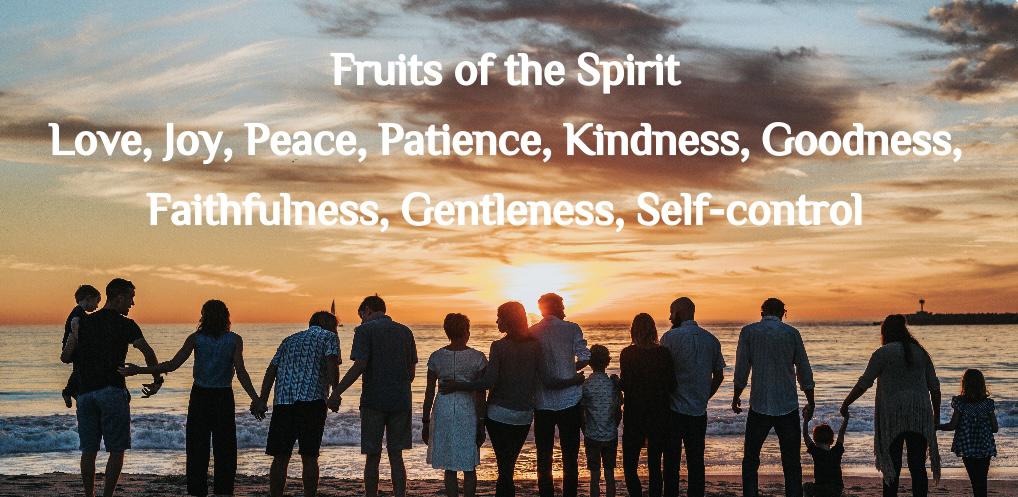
337;295;418;497
61;278;163;497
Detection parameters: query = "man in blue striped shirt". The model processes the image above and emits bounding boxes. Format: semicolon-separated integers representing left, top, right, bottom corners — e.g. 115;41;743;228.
258;311;341;497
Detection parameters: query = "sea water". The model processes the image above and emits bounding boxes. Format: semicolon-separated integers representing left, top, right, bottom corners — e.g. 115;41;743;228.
1;322;1014;479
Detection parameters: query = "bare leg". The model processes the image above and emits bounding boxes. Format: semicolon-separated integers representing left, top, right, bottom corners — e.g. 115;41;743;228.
81;451;97;497
364;453;381;497
102;451;125;497
388;448;407;497
302;455;320;497
444;470;459;497
269;454;290;497
464;470;477;497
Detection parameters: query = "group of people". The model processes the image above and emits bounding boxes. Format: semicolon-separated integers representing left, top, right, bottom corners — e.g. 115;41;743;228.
60;279;999;497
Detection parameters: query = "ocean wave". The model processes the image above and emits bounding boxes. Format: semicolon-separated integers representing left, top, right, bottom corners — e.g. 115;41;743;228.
3;400;1014;454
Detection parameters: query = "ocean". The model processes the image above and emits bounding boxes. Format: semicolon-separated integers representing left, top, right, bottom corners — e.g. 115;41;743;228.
1;322;1014;480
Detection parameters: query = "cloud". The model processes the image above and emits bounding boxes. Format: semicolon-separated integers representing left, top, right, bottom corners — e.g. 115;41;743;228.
405;0;682;50
0;256;300;294
890;206;943;222
299;0;382;37
876;0;1018;99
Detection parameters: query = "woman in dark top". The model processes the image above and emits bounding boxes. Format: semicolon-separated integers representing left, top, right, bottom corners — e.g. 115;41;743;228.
619;313;676;497
121;300;261;497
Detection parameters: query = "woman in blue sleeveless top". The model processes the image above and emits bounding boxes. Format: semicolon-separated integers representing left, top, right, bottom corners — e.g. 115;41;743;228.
121;300;261;496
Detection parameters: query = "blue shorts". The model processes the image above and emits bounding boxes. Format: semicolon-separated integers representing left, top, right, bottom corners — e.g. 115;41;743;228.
76;386;132;452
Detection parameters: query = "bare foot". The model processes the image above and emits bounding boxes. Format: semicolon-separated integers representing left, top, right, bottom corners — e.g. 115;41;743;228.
62;391;73;408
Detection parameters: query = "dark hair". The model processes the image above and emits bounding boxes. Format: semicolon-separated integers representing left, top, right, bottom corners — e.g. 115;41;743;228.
960;368;989;403
813;423;835;445
309;311;339;332
590;344;610;370
630;313;658;346
105;278;135;301
880;314;929;366
444;313;470;342
359;294;386;314
497;301;530;341
538;293;565;319
197;300;231;337
761;297;786;317
74;284;101;303
670;297;695;327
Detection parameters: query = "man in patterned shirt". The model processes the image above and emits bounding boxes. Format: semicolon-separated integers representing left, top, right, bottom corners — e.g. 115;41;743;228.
257;311;341;497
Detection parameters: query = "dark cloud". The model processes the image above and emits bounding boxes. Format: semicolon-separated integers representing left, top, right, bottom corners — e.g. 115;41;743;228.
343;47;858;190
878;1;1018;99
405;0;682;50
299;0;381;37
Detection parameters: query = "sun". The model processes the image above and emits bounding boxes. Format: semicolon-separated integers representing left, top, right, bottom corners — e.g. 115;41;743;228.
498;262;578;314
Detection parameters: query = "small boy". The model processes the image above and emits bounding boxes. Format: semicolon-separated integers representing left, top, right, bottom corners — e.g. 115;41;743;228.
60;284;101;408
581;344;622;497
803;412;848;497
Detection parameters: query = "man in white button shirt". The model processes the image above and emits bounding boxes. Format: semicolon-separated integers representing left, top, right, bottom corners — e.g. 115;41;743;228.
530;293;591;497
732;298;815;497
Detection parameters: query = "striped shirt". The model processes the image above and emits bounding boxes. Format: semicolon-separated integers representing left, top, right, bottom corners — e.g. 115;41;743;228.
270;326;340;405
734;316;814;416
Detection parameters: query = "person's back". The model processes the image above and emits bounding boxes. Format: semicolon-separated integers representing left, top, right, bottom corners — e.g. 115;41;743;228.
77;308;143;394
806;443;844;497
193;332;237;388
272;326;337;403
618;344;673;422
352;315;418;412
659;320;724;416
530;315;588;409
486;336;542;412
734;315;812;416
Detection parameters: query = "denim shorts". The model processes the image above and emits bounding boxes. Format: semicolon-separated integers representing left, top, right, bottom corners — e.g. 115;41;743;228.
76;386;131;452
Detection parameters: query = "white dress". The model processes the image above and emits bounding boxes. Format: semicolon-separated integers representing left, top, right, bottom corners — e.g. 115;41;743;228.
427;347;487;471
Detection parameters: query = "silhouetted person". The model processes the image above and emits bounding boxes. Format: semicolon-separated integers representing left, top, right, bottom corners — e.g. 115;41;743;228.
939;369;998;497
802;414;848;497
660;298;724;497
582;344;622;497
733;298;814;497
441;301;580;497
61;284;101;408
60;278;163;497
421;313;487;497
530;293;591;497
619;313;675;497
841;314;941;497
336;295;418;497
257;311;341;497
119;299;262;496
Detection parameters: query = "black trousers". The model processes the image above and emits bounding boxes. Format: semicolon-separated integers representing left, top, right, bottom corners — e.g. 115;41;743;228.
535;404;583;497
622;416;665;497
663;412;707;497
486;418;532;497
743;409;802;497
963;457;990;497
882;431;928;497
186;385;237;496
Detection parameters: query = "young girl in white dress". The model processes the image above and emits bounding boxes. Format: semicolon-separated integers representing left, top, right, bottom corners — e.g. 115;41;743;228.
422;313;488;497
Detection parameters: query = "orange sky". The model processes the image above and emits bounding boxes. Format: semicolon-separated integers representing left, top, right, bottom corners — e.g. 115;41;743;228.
1;2;1016;324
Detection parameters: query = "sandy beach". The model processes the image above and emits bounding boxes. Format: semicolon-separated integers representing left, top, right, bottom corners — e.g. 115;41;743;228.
0;473;1012;497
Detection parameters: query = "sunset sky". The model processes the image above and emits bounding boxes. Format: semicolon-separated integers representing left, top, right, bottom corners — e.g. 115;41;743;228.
1;0;1015;325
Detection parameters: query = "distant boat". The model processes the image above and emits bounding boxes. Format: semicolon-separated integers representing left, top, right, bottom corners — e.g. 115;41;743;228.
889;298;1018;325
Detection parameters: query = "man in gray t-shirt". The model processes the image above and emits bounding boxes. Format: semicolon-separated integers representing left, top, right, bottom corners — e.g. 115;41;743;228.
337;295;418;497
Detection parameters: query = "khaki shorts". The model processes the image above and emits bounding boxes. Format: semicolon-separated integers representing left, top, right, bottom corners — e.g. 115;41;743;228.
360;406;412;454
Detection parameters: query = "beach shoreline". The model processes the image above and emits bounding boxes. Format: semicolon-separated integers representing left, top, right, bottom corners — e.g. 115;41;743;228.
0;473;1013;497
